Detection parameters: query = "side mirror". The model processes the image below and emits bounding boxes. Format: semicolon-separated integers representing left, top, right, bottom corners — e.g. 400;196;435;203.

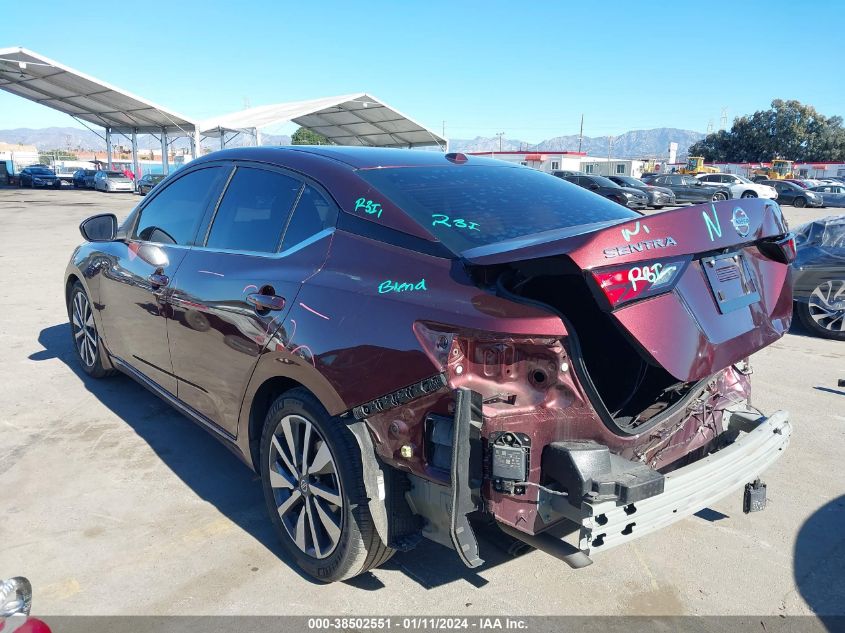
589;184;599;190
80;213;118;242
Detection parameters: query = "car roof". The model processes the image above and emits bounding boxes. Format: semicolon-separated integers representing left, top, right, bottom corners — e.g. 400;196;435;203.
189;146;509;170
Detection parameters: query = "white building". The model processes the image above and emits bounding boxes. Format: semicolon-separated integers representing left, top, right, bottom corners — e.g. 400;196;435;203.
467;150;651;177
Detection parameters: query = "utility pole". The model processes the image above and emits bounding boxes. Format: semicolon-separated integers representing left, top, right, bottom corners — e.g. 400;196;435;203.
442;120;446;137
607;136;613;176
578;114;584;153
720;107;728;130
496;131;505;152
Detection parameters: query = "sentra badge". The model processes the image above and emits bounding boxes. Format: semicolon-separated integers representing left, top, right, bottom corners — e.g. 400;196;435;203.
604;237;677;258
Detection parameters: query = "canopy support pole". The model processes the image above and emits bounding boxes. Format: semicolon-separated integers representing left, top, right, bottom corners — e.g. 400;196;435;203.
106;127;112;169
131;129;139;179
254;127;262;147
192;128;201;160
220;129;225;151
160;128;169;175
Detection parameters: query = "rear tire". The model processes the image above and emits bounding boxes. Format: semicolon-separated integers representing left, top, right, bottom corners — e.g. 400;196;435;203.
652;205;664;210
712;192;728;202
794;197;807;208
68;281;117;378
259;388;394;582
795;280;845;341
741;191;757;199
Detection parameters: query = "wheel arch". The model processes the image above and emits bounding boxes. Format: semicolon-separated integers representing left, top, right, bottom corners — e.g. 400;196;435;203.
239;357;348;471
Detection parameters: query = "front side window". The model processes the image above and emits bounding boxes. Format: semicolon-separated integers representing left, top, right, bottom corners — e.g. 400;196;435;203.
134;167;224;245
206;167;301;253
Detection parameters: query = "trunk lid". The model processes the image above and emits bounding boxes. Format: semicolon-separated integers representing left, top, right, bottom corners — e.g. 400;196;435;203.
463;199;793;382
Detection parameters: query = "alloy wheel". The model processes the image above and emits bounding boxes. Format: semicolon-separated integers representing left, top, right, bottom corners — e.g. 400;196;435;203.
808;280;845;333
71;290;98;367
268;414;343;559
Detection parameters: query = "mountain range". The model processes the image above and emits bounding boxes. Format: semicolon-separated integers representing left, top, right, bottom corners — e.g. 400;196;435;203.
448;128;704;159
0;126;703;159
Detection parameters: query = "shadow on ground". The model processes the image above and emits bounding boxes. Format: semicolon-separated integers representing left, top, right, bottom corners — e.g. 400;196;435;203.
32;323;527;590
795;494;845;630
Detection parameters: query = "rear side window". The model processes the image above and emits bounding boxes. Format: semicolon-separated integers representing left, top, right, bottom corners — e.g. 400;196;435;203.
356;165;637;253
134;167;223;245
206;167;302;253
280;185;336;251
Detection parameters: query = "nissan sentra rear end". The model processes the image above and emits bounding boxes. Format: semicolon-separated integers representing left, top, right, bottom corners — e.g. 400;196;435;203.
350;157;793;568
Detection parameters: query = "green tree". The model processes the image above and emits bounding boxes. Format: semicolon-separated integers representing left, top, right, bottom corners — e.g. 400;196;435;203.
688;100;845;162
291;127;331;145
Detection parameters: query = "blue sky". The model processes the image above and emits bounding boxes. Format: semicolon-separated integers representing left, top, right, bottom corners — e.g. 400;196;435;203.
2;0;843;143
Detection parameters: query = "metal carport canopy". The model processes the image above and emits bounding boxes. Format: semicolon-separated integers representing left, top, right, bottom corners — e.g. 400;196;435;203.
199;93;446;148
0;47;198;135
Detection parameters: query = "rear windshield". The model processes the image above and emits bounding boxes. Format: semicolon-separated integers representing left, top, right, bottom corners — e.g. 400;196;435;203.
105;171;125;178
30;168;54;175
356;165;638;252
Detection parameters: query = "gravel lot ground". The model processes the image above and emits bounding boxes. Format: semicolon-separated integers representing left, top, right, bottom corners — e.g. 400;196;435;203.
0;187;842;617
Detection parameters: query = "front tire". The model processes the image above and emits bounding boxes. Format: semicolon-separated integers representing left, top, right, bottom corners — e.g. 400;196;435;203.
794;197;807;208
68;281;116;378
712;191;728;202
259;389;394;582
741;191;758;199
796;280;845;341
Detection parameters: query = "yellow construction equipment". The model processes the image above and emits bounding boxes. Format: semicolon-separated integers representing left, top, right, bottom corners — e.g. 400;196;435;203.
680;156;718;175
752;159;794;180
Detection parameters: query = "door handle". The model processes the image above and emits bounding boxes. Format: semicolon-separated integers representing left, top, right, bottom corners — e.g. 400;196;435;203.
149;272;169;287
247;292;285;311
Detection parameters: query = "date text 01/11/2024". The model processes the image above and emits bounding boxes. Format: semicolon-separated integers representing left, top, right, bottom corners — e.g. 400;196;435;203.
306;617;529;630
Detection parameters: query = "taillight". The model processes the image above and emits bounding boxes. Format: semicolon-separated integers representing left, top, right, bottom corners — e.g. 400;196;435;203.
758;233;796;264
591;257;690;310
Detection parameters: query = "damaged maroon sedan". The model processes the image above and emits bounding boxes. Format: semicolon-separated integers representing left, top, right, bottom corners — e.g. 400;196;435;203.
65;147;794;582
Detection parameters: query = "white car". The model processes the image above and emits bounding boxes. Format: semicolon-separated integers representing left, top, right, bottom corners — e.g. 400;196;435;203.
696;173;778;200
93;170;135;192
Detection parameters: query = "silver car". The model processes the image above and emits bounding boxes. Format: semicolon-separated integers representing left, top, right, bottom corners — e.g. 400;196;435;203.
94;170;134;193
810;184;845;208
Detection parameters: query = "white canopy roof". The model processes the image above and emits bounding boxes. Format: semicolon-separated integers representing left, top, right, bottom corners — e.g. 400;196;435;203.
0;47;197;135
200;93;445;148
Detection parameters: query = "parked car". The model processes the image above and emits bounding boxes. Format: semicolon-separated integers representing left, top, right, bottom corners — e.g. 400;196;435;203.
759;180;824;208
608;175;676;209
18;166;61;189
641;174;731;203
551;169;585;178
695;173;778;200
784;178;809;189
66;147;793;582
560;174;648;208
135;173;166;195
93;170;134;193
809;184;845;207
73;169;97;189
792;215;845;340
